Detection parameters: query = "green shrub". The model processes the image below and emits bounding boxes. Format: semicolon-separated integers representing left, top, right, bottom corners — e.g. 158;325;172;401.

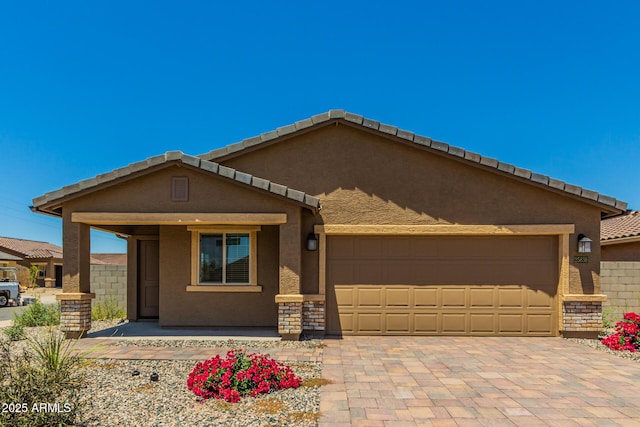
3;323;25;341
0;329;88;426
13;299;60;327
91;295;126;321
602;306;616;329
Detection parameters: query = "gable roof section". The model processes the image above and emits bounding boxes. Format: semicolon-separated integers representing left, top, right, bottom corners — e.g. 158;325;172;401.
0;250;22;261
0;236;64;259
602;211;640;243
199;110;627;215
32;151;320;215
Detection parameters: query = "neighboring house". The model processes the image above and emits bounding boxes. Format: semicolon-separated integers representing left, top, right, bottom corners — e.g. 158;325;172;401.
0;236;64;287
601;211;640;318
0;237;127;310
31;110;627;339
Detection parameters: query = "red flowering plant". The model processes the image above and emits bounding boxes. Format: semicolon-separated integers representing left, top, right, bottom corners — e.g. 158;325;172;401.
186;349;301;403
601;312;640;352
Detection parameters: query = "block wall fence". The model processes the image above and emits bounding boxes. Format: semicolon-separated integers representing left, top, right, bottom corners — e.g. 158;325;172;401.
601;261;640;320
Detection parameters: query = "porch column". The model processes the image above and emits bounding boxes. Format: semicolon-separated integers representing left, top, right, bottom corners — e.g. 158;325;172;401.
43;258;55;288
57;210;95;338
276;209;302;340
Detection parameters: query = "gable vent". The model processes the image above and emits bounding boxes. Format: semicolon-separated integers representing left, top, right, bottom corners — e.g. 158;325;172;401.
172;177;189;201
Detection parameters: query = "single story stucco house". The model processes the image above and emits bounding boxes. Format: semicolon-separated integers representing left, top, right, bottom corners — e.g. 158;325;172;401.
31;110;627;339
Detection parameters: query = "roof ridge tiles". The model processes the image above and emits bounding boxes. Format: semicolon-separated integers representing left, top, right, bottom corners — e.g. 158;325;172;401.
195;110;626;212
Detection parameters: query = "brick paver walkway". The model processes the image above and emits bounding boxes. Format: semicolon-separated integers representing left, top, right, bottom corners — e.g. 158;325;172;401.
319;336;640;426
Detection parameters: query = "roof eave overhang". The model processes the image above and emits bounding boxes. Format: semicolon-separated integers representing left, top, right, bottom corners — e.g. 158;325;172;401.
31;155;320;218
601;235;640;246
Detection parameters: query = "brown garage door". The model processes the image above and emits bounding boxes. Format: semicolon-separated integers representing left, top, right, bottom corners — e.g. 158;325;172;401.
326;235;558;336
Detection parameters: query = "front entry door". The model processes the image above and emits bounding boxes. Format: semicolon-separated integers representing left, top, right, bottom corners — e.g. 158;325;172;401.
138;239;159;318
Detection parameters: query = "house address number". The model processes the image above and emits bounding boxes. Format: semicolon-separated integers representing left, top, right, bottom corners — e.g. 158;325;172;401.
573;256;589;264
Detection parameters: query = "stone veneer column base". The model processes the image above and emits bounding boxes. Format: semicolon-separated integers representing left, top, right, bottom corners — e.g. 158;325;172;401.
58;295;94;339
562;301;603;339
278;301;302;341
302;300;325;335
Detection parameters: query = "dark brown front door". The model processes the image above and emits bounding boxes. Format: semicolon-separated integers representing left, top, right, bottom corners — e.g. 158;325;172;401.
55;265;62;288
138;239;159;318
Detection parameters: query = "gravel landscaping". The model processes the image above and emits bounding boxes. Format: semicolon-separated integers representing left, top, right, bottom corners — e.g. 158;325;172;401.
81;359;321;427
1;321;324;427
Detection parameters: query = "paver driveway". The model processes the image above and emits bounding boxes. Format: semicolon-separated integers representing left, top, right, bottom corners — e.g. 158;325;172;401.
319;336;640;426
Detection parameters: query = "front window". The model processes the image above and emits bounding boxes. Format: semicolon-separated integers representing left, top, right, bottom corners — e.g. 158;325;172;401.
200;233;250;284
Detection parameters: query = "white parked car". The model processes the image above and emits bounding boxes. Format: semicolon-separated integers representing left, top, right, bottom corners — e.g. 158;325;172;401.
0;267;21;307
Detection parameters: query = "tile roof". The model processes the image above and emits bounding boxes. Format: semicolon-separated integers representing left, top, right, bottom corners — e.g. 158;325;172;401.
0;236;63;259
91;253;127;265
0;250;22;261
32;151;320;214
0;237;129;264
199;110;627;213
601;211;640;241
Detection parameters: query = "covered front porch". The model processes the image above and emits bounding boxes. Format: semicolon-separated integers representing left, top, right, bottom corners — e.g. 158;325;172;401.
59;211;315;340
30;151;325;340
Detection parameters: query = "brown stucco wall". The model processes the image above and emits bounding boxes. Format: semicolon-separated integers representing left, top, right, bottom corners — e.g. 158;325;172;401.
64;167;299;327
602;241;640;262
157;225;279;327
222;123;604;295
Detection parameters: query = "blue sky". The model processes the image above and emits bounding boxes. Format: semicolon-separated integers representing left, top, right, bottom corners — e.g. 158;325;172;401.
1;1;638;253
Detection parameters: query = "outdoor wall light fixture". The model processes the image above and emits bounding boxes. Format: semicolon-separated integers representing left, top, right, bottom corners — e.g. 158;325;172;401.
577;234;592;253
306;232;318;251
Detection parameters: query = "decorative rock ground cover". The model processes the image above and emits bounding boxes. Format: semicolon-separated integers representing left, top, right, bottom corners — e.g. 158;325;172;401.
1;321;323;427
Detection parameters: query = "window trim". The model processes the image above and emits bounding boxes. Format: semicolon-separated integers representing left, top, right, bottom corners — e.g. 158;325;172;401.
188;226;260;292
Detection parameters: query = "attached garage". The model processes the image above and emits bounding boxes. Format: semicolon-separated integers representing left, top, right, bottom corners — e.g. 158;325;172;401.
326;234;559;336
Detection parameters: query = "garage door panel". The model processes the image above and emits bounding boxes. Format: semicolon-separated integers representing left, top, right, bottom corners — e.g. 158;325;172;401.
330;238;355;257
498;288;524;308
386;288;410;307
386;314;410;332
357;261;383;283
414;288;438;307
358;288;383;307
339;313;354;333
357;313;383;332
335;287;354;307
356;238;382;257
435;261;509;284
527;314;554;333
414;314;438;333
470;288;495;307
327;236;558;336
470;314;495;333
383;238;416;258
442;314;466;333
385;261;422;282
499;314;524;333
441;288;466;307
527;289;555;308
329;260;355;283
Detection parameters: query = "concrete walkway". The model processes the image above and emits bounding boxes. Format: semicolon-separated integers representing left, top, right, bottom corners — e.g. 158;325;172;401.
319;336;640;426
